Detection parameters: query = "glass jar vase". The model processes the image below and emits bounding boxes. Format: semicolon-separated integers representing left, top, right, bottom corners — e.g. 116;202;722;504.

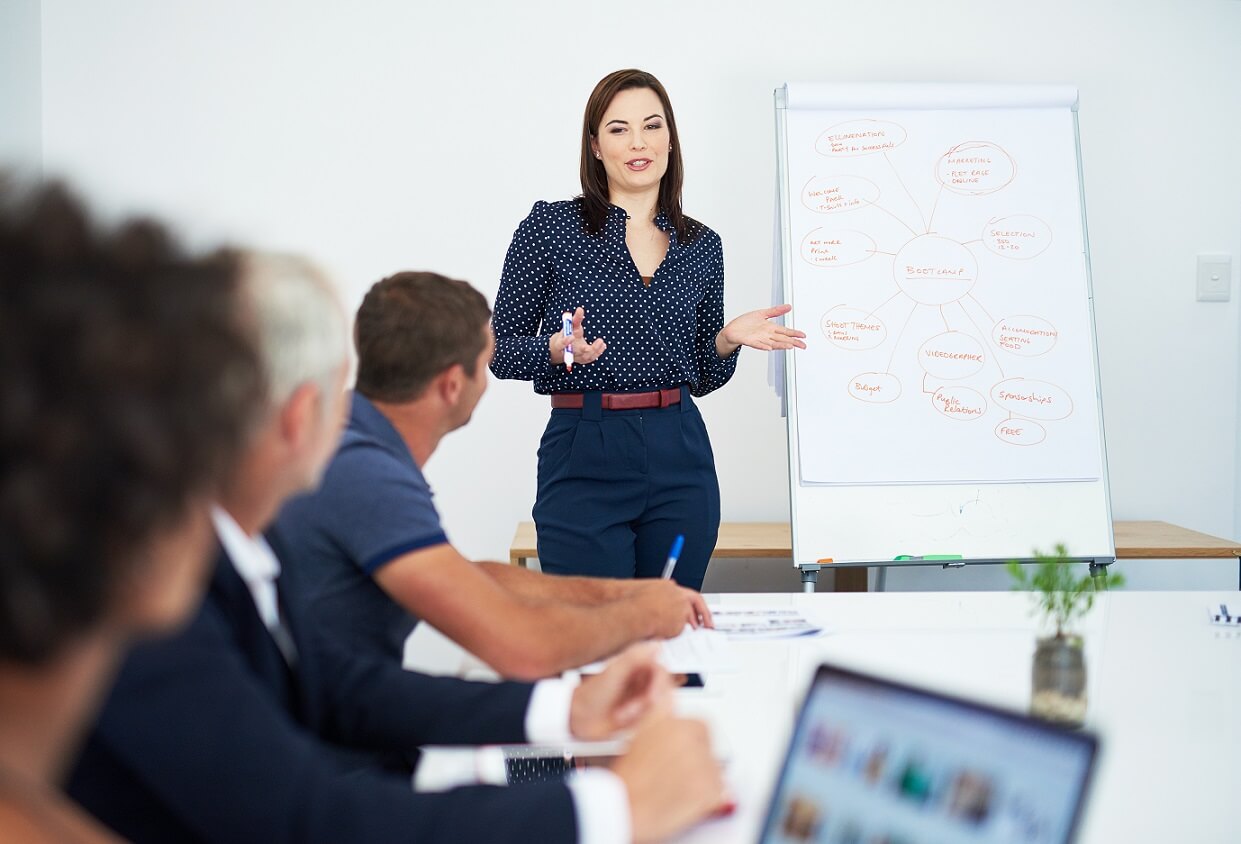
1030;635;1086;726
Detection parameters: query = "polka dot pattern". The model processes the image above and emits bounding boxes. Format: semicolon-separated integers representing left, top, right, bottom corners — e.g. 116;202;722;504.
491;199;739;397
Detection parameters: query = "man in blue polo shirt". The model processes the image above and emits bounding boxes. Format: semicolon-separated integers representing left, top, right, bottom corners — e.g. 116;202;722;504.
272;271;712;679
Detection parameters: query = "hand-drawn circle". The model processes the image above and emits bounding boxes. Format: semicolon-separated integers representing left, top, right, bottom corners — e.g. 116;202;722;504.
801;175;881;215
931;386;987;420
995;419;1047;446
848;372;901;404
893;235;978;305
935;142;1016;196
991;379;1073;421
982;215;1052;259
816;120;907;157
917;331;986;379
994;315;1058;357
822;306;887;350
800;229;876;268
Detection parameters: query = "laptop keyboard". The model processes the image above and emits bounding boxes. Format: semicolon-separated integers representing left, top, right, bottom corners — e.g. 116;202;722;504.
504;754;572;785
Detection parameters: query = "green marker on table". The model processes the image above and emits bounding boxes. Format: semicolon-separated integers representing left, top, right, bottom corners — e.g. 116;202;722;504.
894;554;964;561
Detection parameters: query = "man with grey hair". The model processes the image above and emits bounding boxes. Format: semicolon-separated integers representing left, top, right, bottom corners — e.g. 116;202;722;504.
68;254;726;844
227;252;353;500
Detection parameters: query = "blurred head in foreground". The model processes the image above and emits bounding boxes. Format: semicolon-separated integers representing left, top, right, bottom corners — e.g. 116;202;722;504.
0;177;264;812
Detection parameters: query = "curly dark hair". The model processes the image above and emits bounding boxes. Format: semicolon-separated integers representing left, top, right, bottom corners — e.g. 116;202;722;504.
0;180;265;665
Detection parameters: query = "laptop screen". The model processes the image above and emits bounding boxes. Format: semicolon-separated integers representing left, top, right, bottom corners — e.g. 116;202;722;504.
758;663;1097;844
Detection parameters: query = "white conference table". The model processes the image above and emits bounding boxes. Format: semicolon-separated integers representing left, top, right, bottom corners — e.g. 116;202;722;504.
409;591;1240;843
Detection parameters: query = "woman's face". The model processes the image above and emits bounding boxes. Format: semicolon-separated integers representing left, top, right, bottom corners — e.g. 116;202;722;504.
591;86;670;198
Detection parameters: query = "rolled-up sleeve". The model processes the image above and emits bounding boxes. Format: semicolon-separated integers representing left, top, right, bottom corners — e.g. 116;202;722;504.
491;201;558;381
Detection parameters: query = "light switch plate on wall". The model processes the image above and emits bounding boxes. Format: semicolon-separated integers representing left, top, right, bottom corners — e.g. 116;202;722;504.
1197;253;1232;302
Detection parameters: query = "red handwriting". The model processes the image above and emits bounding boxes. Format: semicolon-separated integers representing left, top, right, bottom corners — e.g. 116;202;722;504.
997;389;1053;406
825;130;886;141
923;350;983;362
828;141;896;154
998;322;1057;337
935;395;984;416
905;266;969;276
825;319;881;332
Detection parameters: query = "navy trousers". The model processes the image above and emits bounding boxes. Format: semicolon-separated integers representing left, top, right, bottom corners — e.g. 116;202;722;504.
533;386;719;590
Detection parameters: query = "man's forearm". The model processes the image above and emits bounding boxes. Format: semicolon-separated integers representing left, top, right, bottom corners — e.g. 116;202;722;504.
477;560;634;605
496;597;659;678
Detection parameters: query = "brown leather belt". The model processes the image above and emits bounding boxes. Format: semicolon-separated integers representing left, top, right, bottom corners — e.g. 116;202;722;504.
551;387;682;410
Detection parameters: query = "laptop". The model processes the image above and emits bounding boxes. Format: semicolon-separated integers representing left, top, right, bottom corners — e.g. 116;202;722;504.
757;663;1098;844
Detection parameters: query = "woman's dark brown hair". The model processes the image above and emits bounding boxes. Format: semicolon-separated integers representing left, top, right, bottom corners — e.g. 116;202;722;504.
578;68;701;244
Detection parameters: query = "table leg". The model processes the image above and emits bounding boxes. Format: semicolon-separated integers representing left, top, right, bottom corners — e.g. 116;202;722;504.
799;564;819;593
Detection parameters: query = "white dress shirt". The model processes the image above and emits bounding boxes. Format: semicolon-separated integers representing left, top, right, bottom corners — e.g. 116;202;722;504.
212;507;298;663
210;506;630;843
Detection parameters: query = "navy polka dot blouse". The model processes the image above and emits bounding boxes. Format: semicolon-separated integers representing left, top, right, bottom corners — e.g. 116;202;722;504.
490;199;740;397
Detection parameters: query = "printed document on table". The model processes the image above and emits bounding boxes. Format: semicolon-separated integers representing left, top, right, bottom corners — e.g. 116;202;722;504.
709;607;825;639
659;626;737;673
579;626;737;674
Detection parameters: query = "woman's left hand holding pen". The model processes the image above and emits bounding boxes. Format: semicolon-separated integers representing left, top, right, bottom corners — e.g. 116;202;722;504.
549;306;607;368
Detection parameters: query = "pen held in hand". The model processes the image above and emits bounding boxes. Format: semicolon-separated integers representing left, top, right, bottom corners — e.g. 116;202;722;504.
561;311;574;371
661;535;685;580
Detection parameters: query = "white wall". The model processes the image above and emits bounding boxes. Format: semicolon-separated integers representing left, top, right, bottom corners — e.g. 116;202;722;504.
33;0;1241;591
0;0;41;173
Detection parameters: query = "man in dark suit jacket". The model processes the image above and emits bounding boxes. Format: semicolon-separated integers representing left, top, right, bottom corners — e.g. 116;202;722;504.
67;253;724;844
68;540;583;842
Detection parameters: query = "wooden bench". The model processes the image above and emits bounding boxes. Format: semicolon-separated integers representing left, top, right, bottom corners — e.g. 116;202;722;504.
508;520;1241;592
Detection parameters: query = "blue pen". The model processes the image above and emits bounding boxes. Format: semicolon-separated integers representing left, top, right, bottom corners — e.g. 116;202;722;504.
661;535;685;580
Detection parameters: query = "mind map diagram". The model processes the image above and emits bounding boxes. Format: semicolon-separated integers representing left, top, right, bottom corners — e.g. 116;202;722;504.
798;119;1077;450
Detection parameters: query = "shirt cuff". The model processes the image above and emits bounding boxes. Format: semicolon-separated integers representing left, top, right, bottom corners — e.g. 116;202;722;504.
523;677;579;743
713;342;741;367
521;334;557;380
567;768;632;844
492;335;554;381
